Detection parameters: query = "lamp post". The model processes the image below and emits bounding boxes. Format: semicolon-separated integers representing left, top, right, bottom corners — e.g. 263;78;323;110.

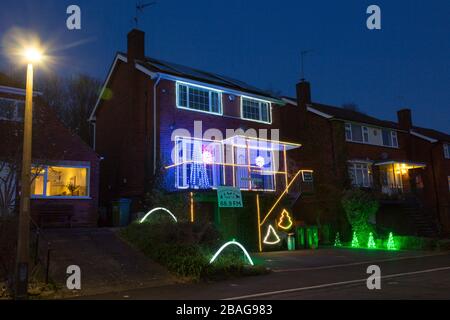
15;48;42;299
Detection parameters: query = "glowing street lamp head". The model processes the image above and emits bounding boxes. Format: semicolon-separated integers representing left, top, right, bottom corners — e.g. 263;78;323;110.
23;47;43;64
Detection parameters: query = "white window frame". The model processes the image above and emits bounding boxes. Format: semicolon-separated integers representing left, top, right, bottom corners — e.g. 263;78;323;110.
31;164;91;199
391;131;399;148
444;144;450;159
345;123;352;141
345;122;399;148
176;81;222;115
233;146;276;192
362;126;369;143
348;162;373;188
174;137;225;190
301;170;314;183
0;97;24;122
240;96;272;124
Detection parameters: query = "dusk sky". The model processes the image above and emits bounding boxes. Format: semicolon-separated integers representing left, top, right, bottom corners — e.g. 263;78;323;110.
0;0;448;132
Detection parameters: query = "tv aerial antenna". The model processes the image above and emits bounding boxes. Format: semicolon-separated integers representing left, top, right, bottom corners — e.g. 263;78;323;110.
134;1;157;27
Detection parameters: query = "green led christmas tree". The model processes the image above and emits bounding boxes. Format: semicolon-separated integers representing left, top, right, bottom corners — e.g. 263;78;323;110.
387;232;396;250
334;232;342;247
351;231;359;248
367;232;376;249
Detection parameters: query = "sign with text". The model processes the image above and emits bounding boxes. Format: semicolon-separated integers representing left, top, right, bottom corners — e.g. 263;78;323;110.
217;187;243;208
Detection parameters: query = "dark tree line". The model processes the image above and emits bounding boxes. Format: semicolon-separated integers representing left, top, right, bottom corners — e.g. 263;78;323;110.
1;70;101;146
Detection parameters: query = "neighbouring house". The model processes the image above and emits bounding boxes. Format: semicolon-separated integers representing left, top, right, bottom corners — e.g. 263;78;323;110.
0;77;100;227
90;29;311;251
281;81;450;237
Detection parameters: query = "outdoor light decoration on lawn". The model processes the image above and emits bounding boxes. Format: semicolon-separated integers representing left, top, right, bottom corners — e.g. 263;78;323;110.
263;225;281;245
277;209;293;230
139;207;178;223
367;232;376;249
209;240;254;266
351;231;360;248
387;232;397;251
334;232;342;247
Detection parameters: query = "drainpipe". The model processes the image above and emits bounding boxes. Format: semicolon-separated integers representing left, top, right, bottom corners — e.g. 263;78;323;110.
153;75;161;175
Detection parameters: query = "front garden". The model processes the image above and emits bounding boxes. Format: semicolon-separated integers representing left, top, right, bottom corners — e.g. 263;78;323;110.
119;215;268;282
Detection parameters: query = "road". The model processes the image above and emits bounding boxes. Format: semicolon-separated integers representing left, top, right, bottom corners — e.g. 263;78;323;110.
81;248;450;300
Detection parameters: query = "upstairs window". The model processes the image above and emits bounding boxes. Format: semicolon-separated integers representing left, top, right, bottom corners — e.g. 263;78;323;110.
382;129;399;148
241;97;271;123
444;144;450;159
345;123;368;143
345;123;352;140
176;82;222;115
0;98;24;121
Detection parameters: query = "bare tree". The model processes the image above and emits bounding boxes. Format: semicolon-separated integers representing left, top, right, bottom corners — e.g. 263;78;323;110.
39;73;101;146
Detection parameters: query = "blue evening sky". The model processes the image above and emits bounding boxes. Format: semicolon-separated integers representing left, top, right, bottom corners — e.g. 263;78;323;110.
0;0;449;132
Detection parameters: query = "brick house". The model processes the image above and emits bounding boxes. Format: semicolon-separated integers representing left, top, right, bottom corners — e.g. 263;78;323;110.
90;29;309;250
281;81;450;237
0;79;100;227
91;29;448;248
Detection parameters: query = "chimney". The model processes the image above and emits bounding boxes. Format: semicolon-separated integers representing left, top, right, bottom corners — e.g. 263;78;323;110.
127;29;145;62
397;109;412;131
296;80;312;108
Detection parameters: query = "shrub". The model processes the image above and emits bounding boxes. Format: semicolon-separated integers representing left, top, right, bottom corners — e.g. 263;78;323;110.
119;222;266;281
342;189;379;244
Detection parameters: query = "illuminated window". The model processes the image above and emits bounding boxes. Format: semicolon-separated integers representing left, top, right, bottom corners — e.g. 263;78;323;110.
31;168;46;196
175;137;223;189
0;98;24;121
176;82;222;115
348;163;372;188
234;147;275;191
241;97;271;123
31;165;90;198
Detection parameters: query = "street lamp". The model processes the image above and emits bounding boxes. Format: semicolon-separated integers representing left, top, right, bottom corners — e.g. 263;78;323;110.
15;46;43;300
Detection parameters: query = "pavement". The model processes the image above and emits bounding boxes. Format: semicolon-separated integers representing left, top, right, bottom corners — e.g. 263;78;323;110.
40;228;174;298
79;248;450;300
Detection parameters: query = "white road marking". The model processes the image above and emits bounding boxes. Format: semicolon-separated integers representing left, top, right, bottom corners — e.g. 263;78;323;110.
273;252;449;273
224;266;450;300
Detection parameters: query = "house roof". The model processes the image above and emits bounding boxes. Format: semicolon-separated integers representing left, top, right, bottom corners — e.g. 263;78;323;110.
284;97;399;130
312;102;399;130
412;126;450;143
0;82;99;161
134;54;281;102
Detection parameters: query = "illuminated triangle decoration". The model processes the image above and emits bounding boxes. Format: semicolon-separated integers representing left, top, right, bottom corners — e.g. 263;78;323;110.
263;225;281;245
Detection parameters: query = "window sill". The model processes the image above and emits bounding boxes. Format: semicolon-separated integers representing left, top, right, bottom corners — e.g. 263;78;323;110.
345;140;399;149
31;196;92;200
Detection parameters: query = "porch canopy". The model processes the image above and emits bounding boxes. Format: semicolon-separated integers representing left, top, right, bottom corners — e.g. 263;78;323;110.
222;135;301;151
374;160;427;170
